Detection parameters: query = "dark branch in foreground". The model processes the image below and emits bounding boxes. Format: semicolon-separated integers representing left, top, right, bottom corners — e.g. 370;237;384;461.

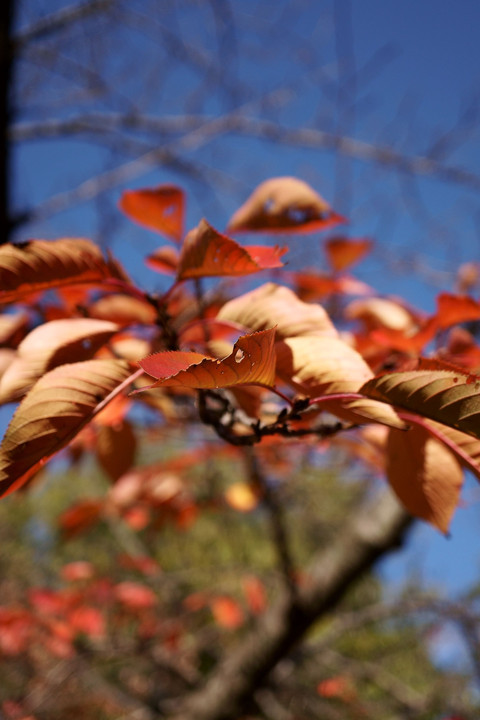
165;488;412;720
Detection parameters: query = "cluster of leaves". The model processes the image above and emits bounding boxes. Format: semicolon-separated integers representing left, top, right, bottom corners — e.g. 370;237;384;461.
2;175;480;717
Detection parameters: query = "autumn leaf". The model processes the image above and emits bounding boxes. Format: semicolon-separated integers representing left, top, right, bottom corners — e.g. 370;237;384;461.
177;220;286;280
360;362;480;440
0;239;125;305
88;294;157;326
275;336;405;428
345;298;418;332
325;236;373;272
210;596;244;629
0;312;29;346
0;359;132;497
114;582;157;611
224;482;260;512
146;246;179;275
136;328;276;392
435;292;480;329
96;420;137;482
386;425;463;533
0;318;119;403
218;282;338;339
226;176;346;234
119;185;185;242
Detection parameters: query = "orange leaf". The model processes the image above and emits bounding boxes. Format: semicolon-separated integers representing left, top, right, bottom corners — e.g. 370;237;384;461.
59;499;103;539
177;220;286;280
275;336;405;428
119;185;185;242
436;292;480;329
325;236;373;272
0;238;124;305
88;294;157;325
243;576;267;615
0;318;119;403
137;328;276;391
146;246;179;274
227;176;346;234
210;596;244;629
0;359;131;497
386;425;463;533
218;282;337;339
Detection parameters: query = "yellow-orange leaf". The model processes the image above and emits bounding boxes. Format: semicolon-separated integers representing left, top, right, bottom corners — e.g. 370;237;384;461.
119;185;185;242
227;177;345;234
275;336;405;428
0;359;131;497
0;318;119;404
218;283;337;340
361;366;480;440
386;425;463;533
137;328;276;391
345;297;417;332
0;239;123;305
224;482;260;512
88;294;157;326
177;220;286;280
325;237;373;272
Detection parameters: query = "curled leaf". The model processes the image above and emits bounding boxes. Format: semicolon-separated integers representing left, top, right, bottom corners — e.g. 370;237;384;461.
386;425;463;533
177;220;286;279
146;246;179;275
119;185;185;242
0;318;119;403
0;359;131;497
360;364;480;440
435;292;480;330
227;177;345;234
0;239;123;305
218;283;337;339
137;328;276;391
275;336;405;428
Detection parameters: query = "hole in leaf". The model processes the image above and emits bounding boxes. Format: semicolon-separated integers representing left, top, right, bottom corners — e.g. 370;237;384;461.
235;349;245;363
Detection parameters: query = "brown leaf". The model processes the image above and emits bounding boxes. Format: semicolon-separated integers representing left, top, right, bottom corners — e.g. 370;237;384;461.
386;425;463;533
0;239;124;305
137;328;276;391
325;237;373;272
0;312;29;346
0;318;119;403
119;185;185;242
227;177;346;234
218;282;338;339
177;220;286;280
0;359;131;497
275;336;405;428
360;364;480;440
96;420;137;481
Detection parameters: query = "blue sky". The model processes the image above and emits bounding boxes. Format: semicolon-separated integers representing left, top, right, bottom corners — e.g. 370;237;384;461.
7;0;480;600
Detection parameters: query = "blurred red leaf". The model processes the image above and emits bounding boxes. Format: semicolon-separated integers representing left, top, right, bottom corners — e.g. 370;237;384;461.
325;236;373;272
146;246;179;274
119;185;185;242
114;582;157;611
210;596;244;629
436;292;480;329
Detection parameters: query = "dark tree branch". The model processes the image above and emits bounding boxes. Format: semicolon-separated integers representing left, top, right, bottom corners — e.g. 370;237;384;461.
165;488;412;720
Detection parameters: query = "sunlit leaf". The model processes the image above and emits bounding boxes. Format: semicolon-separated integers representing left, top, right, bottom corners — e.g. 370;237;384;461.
345;297;418;332
435;292;480;329
0;312;29;346
146;246;179;275
275;336;405;428
137;328;276;391
227;177;346;234
119;185;185;242
218;282;337;339
88;294;157;325
325;236;373;272
0;359;131;497
386;425;463;533
0;239;124;305
360;362;480;440
0;318;119;403
177;220;286;279
224;482;260;512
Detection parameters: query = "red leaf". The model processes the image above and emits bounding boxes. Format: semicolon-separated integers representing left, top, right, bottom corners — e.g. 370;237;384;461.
227;177;346;234
119;185;185;242
325;236;373;272
137;328;276;391
114;582;157;611
436;292;480;329
146;246;179;274
177;220;286;280
210;596;244;629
